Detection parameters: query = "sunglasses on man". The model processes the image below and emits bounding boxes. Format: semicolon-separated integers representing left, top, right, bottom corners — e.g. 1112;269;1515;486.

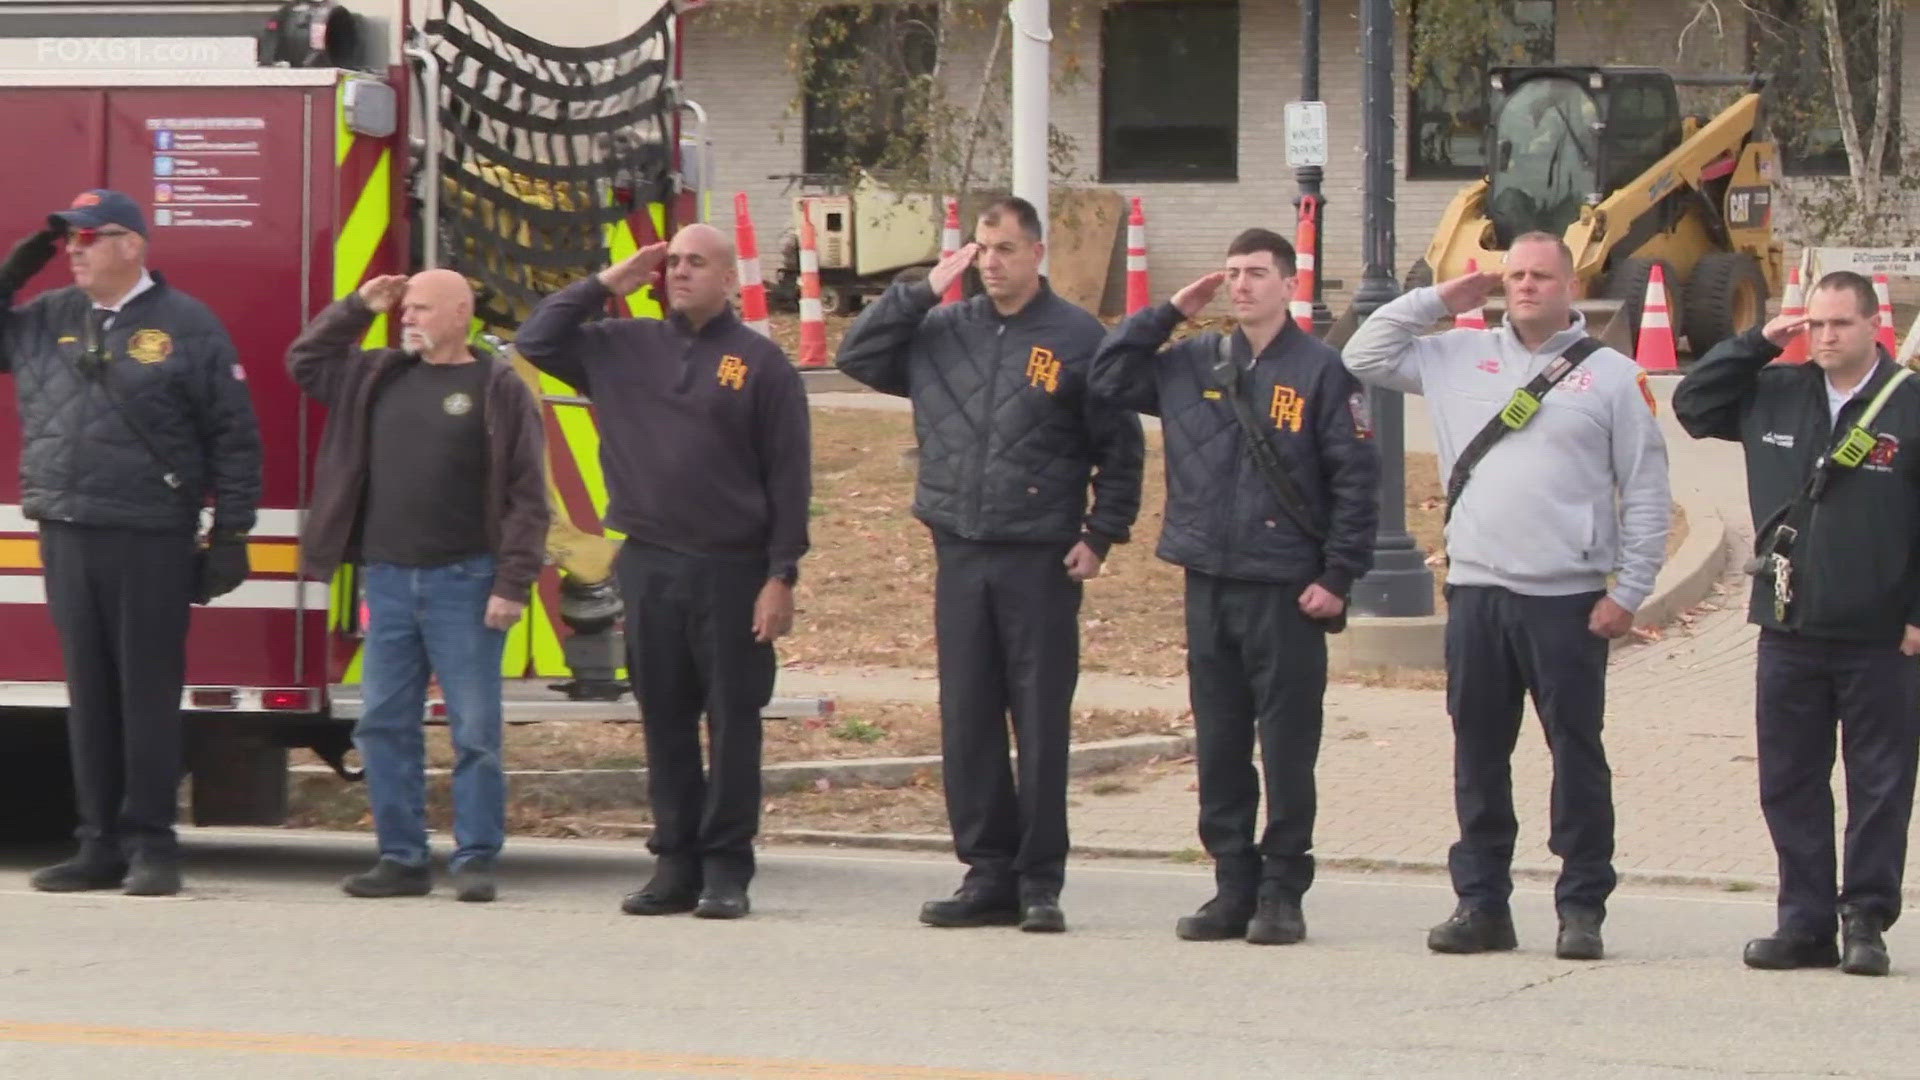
64;227;136;248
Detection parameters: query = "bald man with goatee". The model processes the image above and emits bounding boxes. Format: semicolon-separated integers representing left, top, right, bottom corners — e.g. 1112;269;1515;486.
289;267;550;903
518;223;812;921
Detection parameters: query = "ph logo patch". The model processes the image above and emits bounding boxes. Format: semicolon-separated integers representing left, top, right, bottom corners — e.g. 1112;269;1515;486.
1270;385;1305;432
1026;346;1060;393
718;355;748;390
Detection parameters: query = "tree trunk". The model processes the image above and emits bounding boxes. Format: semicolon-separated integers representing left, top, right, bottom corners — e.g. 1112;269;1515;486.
1821;0;1875;221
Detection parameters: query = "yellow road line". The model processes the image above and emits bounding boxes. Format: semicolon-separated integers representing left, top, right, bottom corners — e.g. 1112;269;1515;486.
0;1021;1086;1080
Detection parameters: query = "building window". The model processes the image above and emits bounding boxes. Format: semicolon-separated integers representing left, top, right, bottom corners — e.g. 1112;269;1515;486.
1749;0;1899;176
1100;1;1239;183
802;3;939;176
1407;0;1555;180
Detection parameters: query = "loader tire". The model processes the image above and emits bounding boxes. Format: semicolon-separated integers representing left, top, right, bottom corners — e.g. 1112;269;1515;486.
1604;257;1683;349
1403;259;1434;292
1683;252;1769;354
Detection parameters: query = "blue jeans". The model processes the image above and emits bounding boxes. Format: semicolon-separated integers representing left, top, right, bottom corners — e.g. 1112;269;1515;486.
355;556;508;870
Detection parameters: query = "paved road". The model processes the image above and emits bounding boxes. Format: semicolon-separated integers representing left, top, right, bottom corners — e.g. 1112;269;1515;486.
2;833;1917;1079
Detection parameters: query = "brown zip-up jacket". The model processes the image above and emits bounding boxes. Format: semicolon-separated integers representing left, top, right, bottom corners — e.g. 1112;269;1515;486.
287;294;549;603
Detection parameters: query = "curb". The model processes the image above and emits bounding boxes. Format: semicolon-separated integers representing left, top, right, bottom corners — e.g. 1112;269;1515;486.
289;732;1193;806
724;829;1920;902
1619;504;1731;647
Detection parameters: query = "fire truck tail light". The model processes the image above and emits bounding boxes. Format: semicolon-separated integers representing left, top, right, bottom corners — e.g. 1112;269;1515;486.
262;689;315;711
190;688;237;709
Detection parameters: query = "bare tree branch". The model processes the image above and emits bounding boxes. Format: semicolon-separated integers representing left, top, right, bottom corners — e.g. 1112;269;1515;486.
955;11;1008;196
1675;0;1725;59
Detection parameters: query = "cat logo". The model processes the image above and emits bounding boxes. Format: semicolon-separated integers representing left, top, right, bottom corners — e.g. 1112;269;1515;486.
1026;346;1060;393
1270;385;1305;432
717;354;748;390
127;329;172;364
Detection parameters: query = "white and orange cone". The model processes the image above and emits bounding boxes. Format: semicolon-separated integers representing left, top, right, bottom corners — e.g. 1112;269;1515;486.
1778;264;1809;364
1875;273;1898;356
733;192;771;339
1291;195;1319;334
1635;264;1679;372
939;196;964;306
796;199;828;368
1125;197;1150;314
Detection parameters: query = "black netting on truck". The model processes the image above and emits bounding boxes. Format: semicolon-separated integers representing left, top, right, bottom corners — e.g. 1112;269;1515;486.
418;0;675;332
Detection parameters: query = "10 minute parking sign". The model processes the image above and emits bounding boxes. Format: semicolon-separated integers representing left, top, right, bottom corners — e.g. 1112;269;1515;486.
1286;101;1329;168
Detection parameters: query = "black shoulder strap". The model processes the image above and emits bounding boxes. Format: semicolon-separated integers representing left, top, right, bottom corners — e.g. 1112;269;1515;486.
1212;333;1327;543
1443;336;1603;524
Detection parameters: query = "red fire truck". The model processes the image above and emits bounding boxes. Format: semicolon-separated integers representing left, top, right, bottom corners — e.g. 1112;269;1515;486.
0;0;782;839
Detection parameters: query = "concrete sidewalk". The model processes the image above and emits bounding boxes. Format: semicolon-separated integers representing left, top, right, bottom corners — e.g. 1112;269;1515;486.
782;379;1918;892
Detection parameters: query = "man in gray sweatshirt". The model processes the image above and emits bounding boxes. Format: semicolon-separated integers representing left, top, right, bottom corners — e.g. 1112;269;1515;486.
1342;232;1670;961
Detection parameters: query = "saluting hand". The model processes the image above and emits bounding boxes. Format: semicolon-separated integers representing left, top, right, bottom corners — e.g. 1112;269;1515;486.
927;243;979;299
598;242;668;296
357;274;408;314
1172;271;1228;320
1762;312;1812;349
1436;269;1503;316
1902;625;1920;657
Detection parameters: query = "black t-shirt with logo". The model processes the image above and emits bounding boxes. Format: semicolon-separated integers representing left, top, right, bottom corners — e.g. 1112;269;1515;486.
360;358;492;568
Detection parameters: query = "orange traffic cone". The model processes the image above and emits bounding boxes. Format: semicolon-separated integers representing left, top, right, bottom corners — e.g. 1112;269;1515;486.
733;193;771;339
1454;258;1488;330
1778;264;1809;364
1290;195;1319;334
795;199;828;368
1125;197;1150;314
939;196;964;306
1875;273;1897;356
1635;264;1679;372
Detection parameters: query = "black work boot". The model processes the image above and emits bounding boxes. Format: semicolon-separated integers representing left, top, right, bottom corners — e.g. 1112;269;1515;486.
1019;892;1066;934
29;843;128;893
122;849;182;897
1175;895;1255;941
694;882;751;920
621;873;700;916
1742;930;1840;970
451;858;497;904
1427;904;1519;954
920;885;1020;928
1245;884;1306;946
1840;909;1891;977
1555;907;1605;961
341;857;431;898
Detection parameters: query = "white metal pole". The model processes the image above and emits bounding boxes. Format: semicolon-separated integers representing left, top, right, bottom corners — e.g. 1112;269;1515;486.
1008;0;1051;273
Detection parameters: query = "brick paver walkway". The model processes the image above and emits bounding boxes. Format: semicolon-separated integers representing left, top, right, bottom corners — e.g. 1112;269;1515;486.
788;381;1918;891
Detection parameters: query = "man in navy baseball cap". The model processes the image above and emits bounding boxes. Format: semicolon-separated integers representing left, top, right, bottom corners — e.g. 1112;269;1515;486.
49;188;148;238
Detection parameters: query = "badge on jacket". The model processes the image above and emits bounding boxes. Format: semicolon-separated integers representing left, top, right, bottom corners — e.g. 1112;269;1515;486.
1026;346;1060;393
127;329;173;365
1636;371;1658;416
1348;391;1374;438
1270;385;1305;432
718;355;748;390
